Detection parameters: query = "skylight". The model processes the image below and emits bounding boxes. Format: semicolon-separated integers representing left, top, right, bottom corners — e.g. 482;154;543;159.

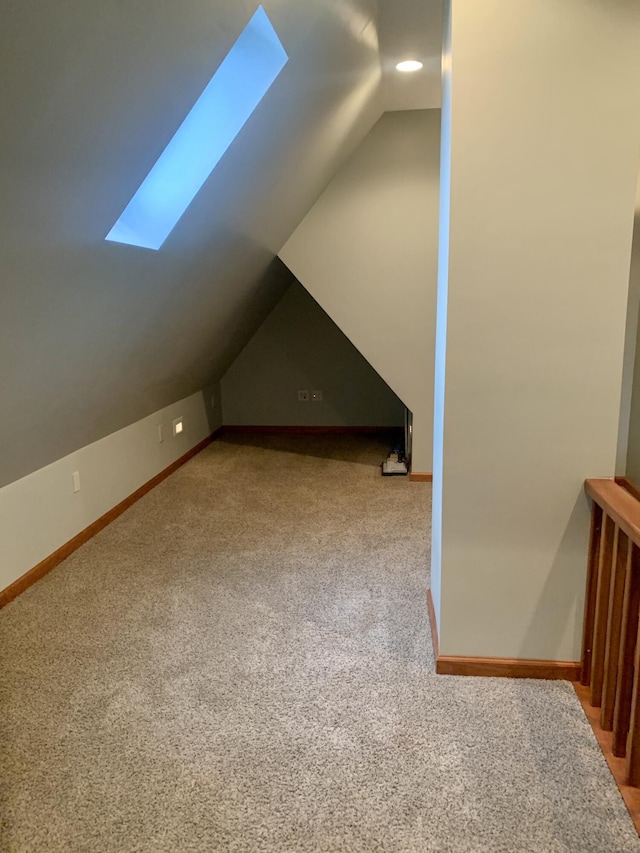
106;6;288;251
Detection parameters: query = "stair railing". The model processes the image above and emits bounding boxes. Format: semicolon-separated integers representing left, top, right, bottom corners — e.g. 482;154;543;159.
581;478;640;790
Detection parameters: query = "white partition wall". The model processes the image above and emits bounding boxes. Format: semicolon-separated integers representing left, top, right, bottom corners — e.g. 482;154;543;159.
432;0;640;660
280;110;441;475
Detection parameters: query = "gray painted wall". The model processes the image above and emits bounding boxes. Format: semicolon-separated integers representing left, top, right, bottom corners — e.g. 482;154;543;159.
432;0;640;660
221;282;405;427
0;0;383;489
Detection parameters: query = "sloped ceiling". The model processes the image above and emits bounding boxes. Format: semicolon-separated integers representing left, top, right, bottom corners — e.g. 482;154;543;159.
0;0;385;487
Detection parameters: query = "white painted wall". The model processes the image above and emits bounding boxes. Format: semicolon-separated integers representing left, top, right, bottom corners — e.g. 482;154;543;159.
432;0;640;660
616;164;640;474
0;391;216;593
279;109;440;474
430;2;452;631
221;282;405;428
624;214;640;485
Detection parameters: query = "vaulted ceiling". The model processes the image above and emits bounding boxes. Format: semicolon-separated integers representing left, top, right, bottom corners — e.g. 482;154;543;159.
0;0;442;487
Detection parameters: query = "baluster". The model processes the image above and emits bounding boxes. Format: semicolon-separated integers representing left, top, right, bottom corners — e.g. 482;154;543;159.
591;515;616;707
626;610;640;786
613;543;640;756
601;531;629;730
582;503;603;686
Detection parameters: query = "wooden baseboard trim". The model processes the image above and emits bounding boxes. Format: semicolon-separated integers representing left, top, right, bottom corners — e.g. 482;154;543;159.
615;476;640;504
426;588;579;679
410;472;433;483
574;682;640;836
221;425;402;435
436;655;581;680
0;429;222;610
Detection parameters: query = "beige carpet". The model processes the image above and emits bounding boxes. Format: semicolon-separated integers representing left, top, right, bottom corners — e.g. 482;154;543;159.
1;433;638;852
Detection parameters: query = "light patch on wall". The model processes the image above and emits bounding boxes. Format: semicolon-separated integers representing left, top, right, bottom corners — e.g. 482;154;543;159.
106;6;288;251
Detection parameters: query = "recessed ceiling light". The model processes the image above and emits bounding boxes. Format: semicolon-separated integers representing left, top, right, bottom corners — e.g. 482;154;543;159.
396;60;423;73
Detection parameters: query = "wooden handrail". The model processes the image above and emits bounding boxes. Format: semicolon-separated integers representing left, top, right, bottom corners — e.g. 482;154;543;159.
585;479;640;548
579;477;640;833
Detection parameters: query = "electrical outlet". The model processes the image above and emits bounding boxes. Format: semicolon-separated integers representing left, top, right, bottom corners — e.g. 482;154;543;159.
311;390;323;402
298;390;309;402
158;424;164;443
173;417;184;436
72;471;81;493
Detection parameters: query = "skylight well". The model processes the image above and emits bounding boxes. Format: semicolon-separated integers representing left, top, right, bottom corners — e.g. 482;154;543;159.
106;6;288;251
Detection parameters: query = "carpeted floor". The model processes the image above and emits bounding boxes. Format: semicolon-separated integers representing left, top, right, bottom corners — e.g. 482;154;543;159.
1;433;638;852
